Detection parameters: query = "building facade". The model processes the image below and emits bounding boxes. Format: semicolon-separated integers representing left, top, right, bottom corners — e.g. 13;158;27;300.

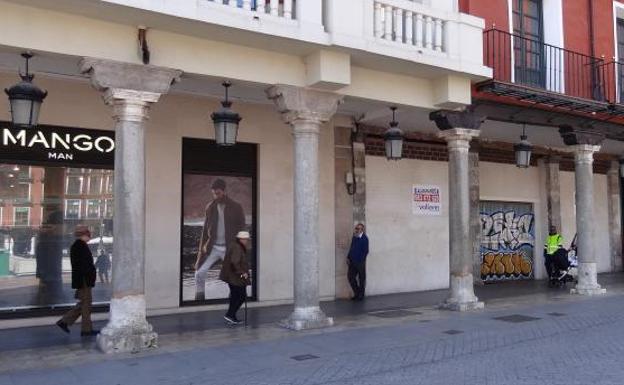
0;0;621;353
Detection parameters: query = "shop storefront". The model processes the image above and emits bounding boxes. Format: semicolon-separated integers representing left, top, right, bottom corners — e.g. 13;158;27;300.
0;122;114;317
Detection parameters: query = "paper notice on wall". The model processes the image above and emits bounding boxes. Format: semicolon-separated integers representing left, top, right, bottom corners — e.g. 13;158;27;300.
412;185;441;216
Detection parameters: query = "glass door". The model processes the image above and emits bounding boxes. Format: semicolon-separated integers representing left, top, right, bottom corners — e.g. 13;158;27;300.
512;0;545;88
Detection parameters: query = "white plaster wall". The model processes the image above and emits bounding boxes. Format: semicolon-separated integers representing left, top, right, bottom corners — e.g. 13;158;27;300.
0;73;337;310
560;171;611;273
479;162;546;279
365;156;450;295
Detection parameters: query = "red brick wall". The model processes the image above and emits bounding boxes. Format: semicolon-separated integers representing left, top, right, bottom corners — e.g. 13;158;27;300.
364;138;610;174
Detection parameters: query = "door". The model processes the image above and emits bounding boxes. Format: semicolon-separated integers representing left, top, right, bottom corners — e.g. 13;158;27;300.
616;19;624;102
512;0;545;88
480;201;535;282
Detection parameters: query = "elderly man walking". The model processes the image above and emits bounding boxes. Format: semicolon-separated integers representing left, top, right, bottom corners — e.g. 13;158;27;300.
56;226;98;337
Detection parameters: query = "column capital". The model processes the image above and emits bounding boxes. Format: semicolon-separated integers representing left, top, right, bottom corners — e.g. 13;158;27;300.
571;144;601;164
559;125;605;146
266;85;343;125
80;57;182;95
429;109;485;131
438;128;480;151
103;89;162;123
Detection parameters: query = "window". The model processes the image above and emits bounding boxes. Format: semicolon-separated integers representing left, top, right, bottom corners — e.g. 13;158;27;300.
617;19;624;102
66;176;83;195
14;207;30;226
65;199;81;219
106;175;114;194
512;0;544;88
88;175;102;195
86;199;102;219
9;182;30;202
104;199;114;218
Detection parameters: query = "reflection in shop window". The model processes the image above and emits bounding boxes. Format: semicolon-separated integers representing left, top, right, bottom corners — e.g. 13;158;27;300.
86;199;102;219
66;176;83;195
65;199;81;219
88;175;102;195
13;207;29;226
106;175;113;194
104;198;113;218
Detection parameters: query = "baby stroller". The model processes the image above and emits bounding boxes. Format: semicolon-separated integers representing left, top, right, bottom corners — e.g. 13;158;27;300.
548;235;578;288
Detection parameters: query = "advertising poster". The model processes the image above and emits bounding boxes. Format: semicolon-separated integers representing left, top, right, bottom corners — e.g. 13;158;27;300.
412;185;441;215
181;138;257;305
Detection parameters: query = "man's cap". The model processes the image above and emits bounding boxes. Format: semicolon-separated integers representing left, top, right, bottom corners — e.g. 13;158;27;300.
236;231;250;239
211;179;226;191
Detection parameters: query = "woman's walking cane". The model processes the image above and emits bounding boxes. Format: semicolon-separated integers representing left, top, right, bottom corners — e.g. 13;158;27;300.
244;290;248;327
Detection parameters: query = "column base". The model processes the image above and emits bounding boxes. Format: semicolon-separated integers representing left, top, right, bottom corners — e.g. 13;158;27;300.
97;295;158;354
571;262;606;296
570;286;606;295
439;298;485;312
279;306;333;331
440;274;485;311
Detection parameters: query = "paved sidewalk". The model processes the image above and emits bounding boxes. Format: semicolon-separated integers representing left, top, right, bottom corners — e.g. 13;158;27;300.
1;274;624;384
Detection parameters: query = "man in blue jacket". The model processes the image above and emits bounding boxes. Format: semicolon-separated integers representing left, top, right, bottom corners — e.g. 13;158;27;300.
347;223;369;301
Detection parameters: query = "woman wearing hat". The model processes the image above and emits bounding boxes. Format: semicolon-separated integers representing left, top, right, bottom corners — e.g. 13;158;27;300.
56;225;98;336
219;230;251;325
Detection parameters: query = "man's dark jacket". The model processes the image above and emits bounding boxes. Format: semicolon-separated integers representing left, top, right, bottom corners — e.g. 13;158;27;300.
348;234;369;264
70;239;96;289
196;196;245;268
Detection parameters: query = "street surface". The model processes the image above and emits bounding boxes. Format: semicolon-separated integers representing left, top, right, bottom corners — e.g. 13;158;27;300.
1;282;624;385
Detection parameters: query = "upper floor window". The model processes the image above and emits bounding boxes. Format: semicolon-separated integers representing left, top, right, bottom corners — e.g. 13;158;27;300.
66;176;84;195
14;207;30;226
512;0;544;88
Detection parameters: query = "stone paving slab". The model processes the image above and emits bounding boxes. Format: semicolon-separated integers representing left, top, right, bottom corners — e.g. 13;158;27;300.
2;275;624;384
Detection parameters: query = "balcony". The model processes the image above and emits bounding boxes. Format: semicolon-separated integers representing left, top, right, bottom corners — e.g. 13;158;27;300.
479;29;624;116
91;0;489;79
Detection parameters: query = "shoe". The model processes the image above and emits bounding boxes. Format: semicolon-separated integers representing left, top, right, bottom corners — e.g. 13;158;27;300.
56;320;70;334
80;330;99;337
224;315;237;325
232;318;243;325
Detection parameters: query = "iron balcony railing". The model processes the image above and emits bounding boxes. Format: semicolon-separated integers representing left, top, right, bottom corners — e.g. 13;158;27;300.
483;29;612;103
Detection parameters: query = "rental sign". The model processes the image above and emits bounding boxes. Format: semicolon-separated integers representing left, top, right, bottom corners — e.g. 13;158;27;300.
0;122;114;166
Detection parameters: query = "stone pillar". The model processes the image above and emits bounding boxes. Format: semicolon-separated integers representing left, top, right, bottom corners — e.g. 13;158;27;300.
468;144;482;285
266;85;343;330
80;58;181;352
607;161;622;272
559;126;606;295
545;156;562;230
352;129;367;225
430;110;485;311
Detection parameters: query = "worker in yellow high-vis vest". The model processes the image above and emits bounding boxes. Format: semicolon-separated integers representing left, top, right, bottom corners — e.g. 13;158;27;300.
544;225;564;279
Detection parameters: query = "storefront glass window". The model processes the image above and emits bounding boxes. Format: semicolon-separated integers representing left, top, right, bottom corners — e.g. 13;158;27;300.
0;164;115;313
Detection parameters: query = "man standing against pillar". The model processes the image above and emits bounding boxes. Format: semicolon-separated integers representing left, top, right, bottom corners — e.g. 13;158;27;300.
347;223;368;301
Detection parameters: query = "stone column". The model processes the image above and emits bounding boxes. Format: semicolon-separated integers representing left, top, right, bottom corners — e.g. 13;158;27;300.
559;126;606;295
80;58;181;352
266;85;343;330
545;156;562;230
607;161;622;272
352;128;367;226
430;110;484;311
468;144;482;285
